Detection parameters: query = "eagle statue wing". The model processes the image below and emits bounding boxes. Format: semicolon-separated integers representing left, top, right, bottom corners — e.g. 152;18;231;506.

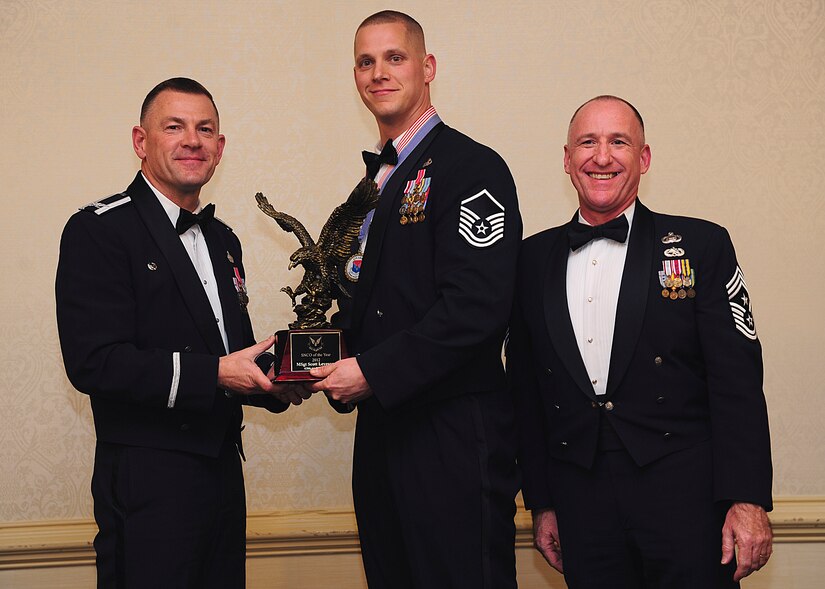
316;178;380;265
255;192;315;248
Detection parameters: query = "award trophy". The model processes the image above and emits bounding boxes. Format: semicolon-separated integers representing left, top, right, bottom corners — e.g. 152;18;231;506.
255;178;379;381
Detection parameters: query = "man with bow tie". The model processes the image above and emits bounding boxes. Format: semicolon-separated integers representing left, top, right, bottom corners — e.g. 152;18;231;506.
508;95;773;588
306;10;522;588
56;78;303;588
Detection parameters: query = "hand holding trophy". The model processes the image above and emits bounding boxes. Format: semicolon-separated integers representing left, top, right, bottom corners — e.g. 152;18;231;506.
255;178;379;381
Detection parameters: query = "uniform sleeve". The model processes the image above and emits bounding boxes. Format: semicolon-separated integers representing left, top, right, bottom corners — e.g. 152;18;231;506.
507;274;554;511
695;226;772;510
357;151;522;411
56;212;219;413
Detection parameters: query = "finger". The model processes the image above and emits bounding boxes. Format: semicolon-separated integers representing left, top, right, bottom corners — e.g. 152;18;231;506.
548;547;564;573
720;527;735;565
308;377;330;393
253;335;276;353
254;373;278;394
309;362;336;379
734;550;756;581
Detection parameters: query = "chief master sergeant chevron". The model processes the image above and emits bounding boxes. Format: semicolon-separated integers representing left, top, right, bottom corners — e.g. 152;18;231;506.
56;77;306;588
508;95;773;588
307;10;523;589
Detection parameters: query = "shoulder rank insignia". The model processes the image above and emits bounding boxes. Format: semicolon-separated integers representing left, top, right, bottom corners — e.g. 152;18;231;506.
80;192;131;215
459;189;505;248
726;266;757;340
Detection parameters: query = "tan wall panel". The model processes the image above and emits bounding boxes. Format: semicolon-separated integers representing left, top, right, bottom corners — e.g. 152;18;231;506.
1;0;824;580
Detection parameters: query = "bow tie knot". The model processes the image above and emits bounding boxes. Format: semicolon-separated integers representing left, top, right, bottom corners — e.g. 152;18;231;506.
176;203;215;234
568;215;629;251
362;139;398;180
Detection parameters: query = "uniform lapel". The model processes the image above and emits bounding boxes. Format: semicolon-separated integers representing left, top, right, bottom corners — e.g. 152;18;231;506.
203;223;246;354
543;220;598;401
606;200;654;395
351;123;445;330
127;173;227;355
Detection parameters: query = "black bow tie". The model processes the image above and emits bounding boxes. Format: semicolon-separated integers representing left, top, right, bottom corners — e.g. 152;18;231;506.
176;203;215;234
362;139;398;180
568;215;629;251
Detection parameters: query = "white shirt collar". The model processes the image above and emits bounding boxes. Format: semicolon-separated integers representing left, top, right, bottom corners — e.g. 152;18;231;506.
141;172;203;228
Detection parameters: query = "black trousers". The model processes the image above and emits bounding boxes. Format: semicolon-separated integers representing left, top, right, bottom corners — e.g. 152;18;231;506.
550;439;738;589
352;391;519;589
91;440;246;589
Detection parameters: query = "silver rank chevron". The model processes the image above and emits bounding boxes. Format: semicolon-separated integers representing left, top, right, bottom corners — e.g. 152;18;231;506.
459;189;505;248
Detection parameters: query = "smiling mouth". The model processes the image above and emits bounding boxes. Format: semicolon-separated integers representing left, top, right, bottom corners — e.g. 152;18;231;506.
588;172;619;179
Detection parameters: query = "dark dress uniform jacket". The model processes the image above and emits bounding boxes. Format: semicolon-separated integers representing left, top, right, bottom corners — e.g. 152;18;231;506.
509;201;772;513
56;172;285;458
335;123;523;588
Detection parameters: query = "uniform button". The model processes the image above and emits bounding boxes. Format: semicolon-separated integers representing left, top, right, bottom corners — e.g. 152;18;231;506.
592;259;598;265
591;401;598;408
546;367;552;375
216;317;220;323
654;356;663;366
656;396;665;404
180;423;190;431
604;401;614;411
663;432;671;439
560;441;568;447
554;404;560;410
587;337;593;343
203;279;208;285
184;346;192;352
225;390;233;398
587;296;593;302
591;379;598;385
376;309;383;318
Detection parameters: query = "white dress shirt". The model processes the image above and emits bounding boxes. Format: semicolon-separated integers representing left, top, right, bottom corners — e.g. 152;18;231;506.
143;174;229;407
566;202;636;396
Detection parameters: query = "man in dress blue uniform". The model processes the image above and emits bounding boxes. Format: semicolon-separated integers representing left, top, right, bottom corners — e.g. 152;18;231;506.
508;95;773;588
56;78;302;588
307;11;522;588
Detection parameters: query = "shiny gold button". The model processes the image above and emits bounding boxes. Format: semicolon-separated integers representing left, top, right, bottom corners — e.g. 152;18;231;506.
604;401;614;411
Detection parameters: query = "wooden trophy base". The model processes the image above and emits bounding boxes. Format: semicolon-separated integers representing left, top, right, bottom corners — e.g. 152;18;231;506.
273;329;347;382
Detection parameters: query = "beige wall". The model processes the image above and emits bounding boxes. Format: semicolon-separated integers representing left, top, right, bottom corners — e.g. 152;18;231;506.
1;0;824;585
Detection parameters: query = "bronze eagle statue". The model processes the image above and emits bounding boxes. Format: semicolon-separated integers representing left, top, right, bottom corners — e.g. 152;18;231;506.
255;178;380;329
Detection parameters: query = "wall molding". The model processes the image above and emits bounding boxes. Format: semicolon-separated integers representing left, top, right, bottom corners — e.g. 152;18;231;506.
1;497;823;570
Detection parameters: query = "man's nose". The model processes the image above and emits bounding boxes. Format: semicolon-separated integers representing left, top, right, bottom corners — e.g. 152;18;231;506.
181;127;202;148
372;61;389;82
593;142;612;165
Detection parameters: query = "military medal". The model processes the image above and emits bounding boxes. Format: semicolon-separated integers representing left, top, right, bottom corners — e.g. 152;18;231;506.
660;257;696;301
232;266;249;312
399;169;431;225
